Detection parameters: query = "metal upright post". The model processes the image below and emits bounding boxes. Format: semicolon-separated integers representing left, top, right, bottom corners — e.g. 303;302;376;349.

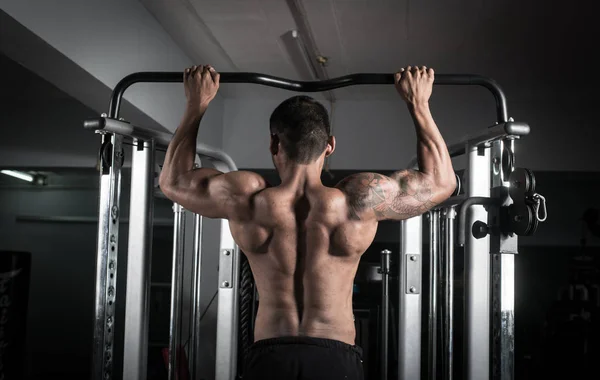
123;139;155;380
92;133;124;380
215;231;238;380
169;203;186;380
490;139;517;380
491;254;515;380
380;249;391;380
439;212;446;378
214;161;240;380
443;207;456;380
465;145;491;380
429;211;440;380
190;213;204;379
398;216;423;380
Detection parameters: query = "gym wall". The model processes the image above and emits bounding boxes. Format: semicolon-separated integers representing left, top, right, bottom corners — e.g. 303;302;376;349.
0;52;100;168
0;4;226;377
0;170;171;378
222;91;598;172
0;183;104;378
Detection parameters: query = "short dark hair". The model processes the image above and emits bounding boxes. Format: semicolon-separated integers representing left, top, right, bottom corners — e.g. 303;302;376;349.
269;95;331;164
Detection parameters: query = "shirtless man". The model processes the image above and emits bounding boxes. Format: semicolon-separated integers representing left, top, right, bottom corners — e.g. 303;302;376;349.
159;65;456;380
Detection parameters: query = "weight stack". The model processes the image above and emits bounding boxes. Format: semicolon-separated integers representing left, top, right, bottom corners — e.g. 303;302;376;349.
0;251;31;380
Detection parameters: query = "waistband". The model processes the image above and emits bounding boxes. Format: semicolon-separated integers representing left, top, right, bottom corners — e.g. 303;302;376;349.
250;336;363;357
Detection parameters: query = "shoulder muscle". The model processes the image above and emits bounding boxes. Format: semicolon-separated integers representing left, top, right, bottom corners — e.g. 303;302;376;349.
215;170;268;196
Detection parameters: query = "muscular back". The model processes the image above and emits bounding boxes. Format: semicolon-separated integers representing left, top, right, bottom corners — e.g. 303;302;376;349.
159;64;455;346
162;166;451;344
229;184;378;345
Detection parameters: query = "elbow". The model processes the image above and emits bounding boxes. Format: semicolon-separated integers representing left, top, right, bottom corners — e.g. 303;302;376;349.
437;171;457;200
158;170;176;197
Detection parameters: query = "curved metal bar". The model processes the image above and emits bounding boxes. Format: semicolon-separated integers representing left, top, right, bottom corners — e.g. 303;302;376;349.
457;197;499;246
108;72;508;123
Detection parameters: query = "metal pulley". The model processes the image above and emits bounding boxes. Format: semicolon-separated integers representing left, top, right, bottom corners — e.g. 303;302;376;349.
501;144;515;182
100;140;125;171
452;172;462;196
509;167;536;199
507;168;547;236
507;202;538;236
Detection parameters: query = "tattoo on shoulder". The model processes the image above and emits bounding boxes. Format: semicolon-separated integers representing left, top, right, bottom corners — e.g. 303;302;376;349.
338;172;437;220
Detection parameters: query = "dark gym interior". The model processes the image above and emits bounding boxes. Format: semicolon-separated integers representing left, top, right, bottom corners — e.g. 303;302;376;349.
1;1;599;379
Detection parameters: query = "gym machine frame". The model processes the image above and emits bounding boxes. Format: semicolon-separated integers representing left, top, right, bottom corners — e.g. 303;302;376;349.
87;71;535;380
402;88;544;380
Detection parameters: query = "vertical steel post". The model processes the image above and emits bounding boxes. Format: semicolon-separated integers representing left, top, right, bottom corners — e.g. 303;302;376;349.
190;214;204;379
465;146;491;380
429;211;440;380
380;249;391;380
443;207;456;380
491;255;515;380
490;139;517;380
214;161;239;380
215;229;238;380
92;134;124;380
123;139;155;380
169;203;186;380
398;216;422;379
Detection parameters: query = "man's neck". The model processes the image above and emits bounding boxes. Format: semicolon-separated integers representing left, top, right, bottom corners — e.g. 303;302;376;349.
278;164;323;192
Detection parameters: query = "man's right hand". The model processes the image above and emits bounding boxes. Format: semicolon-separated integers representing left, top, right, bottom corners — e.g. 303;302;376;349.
394;66;434;106
184;65;220;117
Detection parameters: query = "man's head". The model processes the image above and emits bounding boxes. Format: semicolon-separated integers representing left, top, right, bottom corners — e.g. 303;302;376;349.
269;95;335;168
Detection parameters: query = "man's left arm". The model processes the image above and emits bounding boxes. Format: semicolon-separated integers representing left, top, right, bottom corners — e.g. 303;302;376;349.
159;65;267;219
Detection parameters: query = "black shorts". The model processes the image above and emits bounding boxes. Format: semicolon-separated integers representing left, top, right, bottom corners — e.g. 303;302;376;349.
243;336;364;380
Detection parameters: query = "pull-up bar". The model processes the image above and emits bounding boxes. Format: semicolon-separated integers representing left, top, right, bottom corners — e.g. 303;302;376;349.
108;72;509;123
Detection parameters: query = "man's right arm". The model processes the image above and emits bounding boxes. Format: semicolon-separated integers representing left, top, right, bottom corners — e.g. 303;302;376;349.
336;66;455;221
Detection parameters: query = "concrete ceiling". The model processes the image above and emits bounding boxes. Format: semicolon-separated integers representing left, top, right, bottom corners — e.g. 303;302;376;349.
140;0;597;101
0;52;102;168
0;52;72;102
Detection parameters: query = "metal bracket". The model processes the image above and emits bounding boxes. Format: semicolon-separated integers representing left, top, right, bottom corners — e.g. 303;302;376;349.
405;254;421;294
219;249;234;288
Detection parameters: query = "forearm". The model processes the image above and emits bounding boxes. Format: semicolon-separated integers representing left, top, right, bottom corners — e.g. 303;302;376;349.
160;107;205;185
409;102;453;182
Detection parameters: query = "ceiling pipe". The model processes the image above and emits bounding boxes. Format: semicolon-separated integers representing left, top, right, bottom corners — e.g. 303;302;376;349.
285;0;336;103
